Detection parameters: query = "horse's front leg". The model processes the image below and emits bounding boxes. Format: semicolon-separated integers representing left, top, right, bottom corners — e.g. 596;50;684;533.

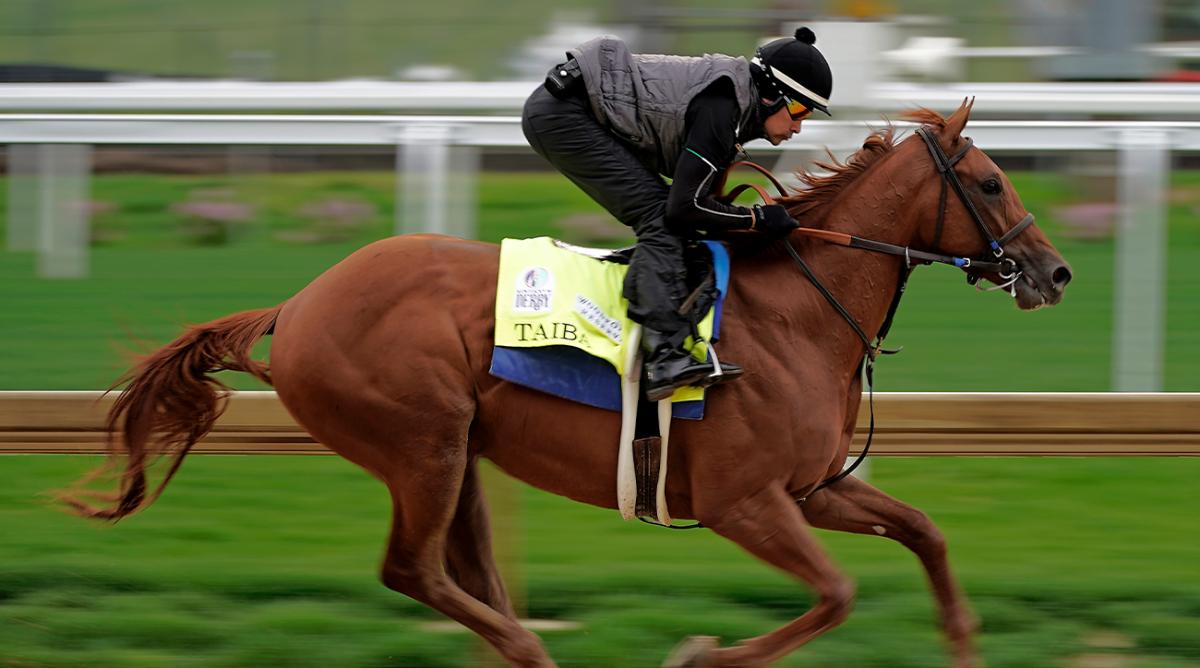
802;474;980;668
668;483;856;667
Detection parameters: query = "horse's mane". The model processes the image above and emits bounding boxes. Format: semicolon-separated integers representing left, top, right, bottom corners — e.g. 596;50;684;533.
778;108;950;218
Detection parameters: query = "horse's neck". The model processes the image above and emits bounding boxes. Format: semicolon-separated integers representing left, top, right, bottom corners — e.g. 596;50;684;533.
732;161;925;375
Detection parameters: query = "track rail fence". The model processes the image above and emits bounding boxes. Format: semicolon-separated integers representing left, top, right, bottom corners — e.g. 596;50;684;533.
2;391;1197;457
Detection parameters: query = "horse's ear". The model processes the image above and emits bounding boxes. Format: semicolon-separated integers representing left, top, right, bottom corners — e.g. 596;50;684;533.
940;97;974;147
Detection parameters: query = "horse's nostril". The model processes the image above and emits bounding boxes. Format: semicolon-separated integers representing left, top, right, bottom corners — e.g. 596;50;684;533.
1052;265;1073;287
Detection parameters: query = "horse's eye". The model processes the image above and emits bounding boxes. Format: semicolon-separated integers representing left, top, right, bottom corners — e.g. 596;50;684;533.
982;178;1002;195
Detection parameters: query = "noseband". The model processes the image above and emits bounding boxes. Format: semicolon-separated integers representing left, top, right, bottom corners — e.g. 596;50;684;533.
915;126;1035;293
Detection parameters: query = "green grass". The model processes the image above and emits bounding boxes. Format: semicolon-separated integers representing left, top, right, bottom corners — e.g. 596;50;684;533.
0;0;600;80
0;0;790;81
0;1;1055;82
1;456;1198;667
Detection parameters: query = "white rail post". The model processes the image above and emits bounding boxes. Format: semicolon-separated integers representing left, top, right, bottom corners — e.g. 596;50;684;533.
445;139;479;240
396;123;446;236
1112;128;1169;391
396;123;477;238
30;144;92;279
6;144;39;252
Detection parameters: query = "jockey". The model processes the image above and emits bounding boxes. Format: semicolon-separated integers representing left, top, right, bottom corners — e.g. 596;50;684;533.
522;27;833;402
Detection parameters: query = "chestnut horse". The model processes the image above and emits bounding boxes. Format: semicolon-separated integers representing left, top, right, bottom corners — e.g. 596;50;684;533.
67;101;1070;667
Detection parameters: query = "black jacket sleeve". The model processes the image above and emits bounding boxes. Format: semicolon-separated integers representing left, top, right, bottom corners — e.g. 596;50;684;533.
664;81;755;234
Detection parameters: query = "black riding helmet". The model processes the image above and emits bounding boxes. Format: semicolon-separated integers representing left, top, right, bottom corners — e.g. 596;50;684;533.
750;27;833;116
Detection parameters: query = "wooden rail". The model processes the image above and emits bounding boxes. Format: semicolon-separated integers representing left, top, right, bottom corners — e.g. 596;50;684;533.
1;391;1197;456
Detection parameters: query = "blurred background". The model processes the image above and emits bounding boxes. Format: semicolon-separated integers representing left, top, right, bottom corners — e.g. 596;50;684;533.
1;1;1198;667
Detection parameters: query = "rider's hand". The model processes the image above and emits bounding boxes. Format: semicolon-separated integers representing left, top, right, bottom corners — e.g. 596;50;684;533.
753;204;800;237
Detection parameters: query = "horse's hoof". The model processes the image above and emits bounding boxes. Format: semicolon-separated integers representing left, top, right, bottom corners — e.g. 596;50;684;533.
663;635;719;668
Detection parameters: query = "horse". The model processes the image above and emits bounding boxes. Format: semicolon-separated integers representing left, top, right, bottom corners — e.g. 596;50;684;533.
64;100;1071;667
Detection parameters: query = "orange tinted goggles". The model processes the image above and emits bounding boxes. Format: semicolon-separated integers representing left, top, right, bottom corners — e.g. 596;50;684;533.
785;97;813;121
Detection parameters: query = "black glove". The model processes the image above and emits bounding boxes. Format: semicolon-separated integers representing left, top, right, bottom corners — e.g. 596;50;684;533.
753;204;800;237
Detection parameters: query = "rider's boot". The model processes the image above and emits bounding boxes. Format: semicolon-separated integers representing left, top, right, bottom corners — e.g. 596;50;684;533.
642;328;743;402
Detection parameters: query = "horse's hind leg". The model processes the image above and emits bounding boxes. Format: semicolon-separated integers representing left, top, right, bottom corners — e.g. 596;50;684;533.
802;475;980;668
379;441;553;668
444;459;516;618
675;483;856;667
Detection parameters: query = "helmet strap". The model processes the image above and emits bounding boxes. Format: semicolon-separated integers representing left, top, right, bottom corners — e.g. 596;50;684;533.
750;60;787;115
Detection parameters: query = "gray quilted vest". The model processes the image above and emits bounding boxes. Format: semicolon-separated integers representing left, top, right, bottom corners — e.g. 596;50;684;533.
568;36;756;176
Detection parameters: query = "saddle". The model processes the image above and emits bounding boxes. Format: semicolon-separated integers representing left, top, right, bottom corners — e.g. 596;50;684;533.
489;237;732;525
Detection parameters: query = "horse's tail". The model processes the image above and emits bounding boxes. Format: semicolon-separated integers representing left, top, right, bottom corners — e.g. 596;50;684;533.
60;304;284;521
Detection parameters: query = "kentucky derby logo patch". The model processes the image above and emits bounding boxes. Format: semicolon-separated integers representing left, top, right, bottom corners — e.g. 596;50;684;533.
513;266;554;313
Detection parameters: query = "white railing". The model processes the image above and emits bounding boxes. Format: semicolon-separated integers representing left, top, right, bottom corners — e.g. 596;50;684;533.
3;114;1200;149
4;80;1200;116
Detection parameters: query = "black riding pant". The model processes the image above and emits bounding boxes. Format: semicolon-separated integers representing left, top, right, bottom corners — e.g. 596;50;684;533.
521;84;692;348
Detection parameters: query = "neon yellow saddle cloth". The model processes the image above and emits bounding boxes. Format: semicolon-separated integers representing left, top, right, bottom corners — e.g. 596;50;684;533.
491;237;723;412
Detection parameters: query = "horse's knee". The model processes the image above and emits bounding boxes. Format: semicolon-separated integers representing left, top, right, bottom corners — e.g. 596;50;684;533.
380;562;410;593
904;509;948;557
448;563;511;614
381;559;434;600
820;575;857;626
